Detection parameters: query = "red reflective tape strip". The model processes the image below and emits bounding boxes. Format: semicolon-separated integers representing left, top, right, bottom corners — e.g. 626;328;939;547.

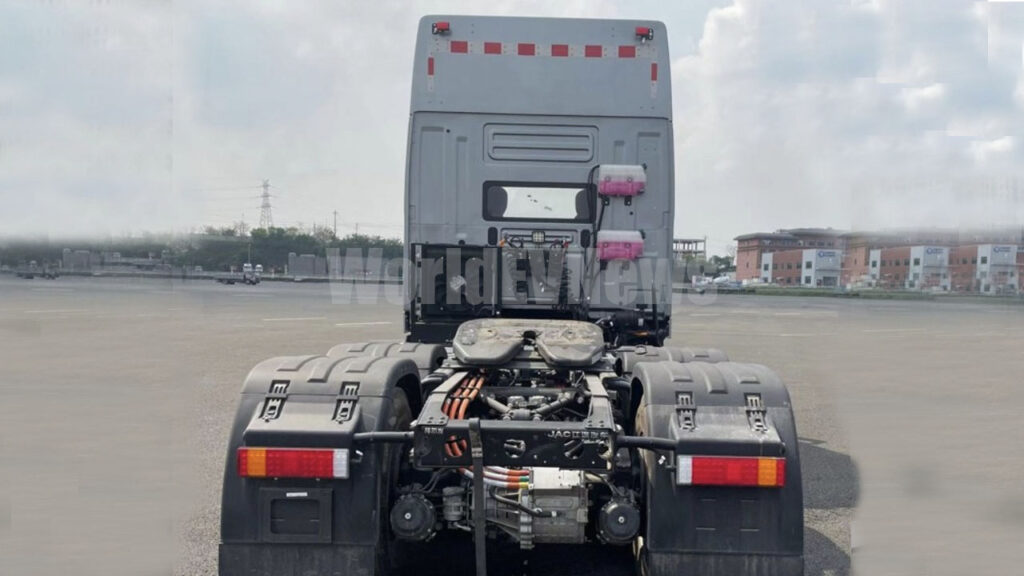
651;62;658;81
427;57;434;76
444;42;647;60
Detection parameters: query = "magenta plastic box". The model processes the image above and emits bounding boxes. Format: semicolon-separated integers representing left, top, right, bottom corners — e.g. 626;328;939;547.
596;230;644;260
597;164;646;196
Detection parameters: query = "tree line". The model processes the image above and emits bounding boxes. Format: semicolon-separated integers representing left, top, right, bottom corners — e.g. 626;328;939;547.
0;227;403;273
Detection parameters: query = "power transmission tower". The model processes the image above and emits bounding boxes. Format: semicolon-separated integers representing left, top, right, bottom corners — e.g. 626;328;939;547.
259;179;273;229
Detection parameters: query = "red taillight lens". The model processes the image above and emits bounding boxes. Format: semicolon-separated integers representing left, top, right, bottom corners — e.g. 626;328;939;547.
677;456;786;487
432;21;450;35
237;447;349;479
635;26;654;41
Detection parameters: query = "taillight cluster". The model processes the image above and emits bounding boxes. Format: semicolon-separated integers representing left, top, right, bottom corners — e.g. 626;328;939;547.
676;456;786;487
237;447;350;479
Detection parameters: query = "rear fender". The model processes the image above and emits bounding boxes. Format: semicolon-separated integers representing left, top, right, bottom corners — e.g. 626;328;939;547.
616;345;728;376
326;341;446;411
632;360;803;574
221;354;418;547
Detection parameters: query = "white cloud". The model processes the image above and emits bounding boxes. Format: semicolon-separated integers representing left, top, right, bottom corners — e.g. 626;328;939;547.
900;82;946;111
0;0;1022;251
670;0;1024;253
970;135;1015;163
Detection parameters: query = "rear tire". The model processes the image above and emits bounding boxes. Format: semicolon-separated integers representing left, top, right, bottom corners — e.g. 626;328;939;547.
376;388;412;575
633;398;656;576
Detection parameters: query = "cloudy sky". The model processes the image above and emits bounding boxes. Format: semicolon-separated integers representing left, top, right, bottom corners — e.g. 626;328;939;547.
1;0;1023;253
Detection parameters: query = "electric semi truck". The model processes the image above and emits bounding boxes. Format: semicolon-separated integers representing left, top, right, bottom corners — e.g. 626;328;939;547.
220;16;803;576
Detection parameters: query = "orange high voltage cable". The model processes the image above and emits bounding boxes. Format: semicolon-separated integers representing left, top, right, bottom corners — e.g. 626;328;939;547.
446;375;487;457
445;376;479;457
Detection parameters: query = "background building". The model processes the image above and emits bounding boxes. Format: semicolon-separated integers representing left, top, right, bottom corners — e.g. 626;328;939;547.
949;244;1020;293
907;246;950;290
672;237;708;282
976;244;1019;294
802;248;842;287
876;246;911;289
736;231;799;282
288;252;327;277
738;227;1024;294
759;248;841;286
736;228;843;283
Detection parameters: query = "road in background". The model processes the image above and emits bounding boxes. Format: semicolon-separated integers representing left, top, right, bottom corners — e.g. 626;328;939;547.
1;276;1022;575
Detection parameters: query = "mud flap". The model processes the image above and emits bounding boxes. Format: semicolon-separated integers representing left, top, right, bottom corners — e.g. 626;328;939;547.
219;543;376;576
633;361;803;576
642;550;804;576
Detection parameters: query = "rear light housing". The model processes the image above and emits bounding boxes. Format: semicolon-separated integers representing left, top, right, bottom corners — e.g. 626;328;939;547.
432;21;450;35
676;456;786;487
596;230;644;261
636;26;654;41
597;164;646;196
238;447;350;479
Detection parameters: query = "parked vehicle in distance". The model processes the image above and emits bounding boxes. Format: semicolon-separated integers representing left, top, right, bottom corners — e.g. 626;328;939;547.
214;263;262;285
15;260;59;280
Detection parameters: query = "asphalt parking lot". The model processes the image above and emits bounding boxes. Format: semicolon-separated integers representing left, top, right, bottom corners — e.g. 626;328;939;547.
2;275;1023;575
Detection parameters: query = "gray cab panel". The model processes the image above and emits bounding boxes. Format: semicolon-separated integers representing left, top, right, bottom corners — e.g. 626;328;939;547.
406;16;674;319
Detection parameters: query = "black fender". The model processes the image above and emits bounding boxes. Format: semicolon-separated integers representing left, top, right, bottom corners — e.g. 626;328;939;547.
326;341;446;376
616;345;729;376
632;360;803;576
219;353;419;576
611;346;729;428
327;340;446;406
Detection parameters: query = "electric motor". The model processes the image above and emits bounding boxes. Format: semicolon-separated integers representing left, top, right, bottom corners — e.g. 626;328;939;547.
598;499;641;544
390;494;437;541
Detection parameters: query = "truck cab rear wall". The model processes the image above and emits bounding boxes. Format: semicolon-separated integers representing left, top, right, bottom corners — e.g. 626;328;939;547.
412;16;671;118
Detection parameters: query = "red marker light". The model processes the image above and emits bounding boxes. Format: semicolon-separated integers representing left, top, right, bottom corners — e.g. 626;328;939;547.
636;26;654;41
432;21;450;35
